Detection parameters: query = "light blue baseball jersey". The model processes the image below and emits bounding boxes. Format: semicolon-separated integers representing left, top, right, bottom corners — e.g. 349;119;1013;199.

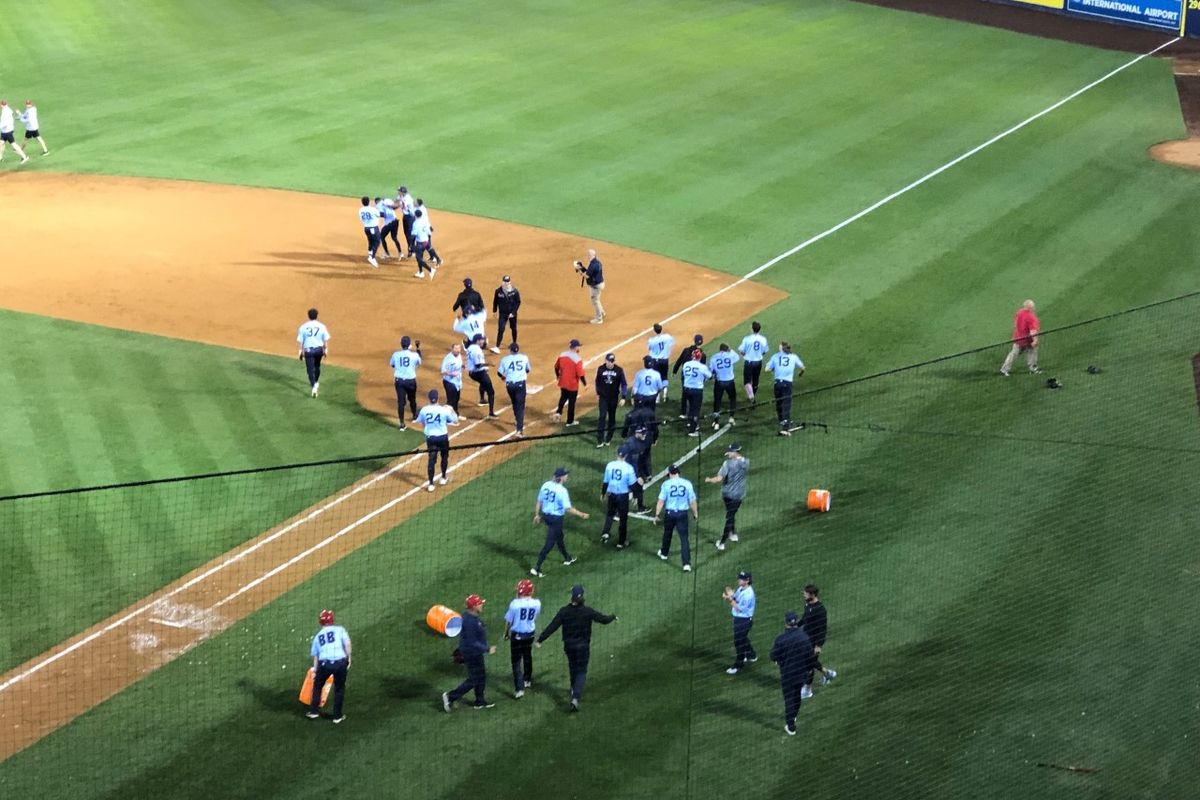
731;585;756;619
311;625;350;660
453;311;486;340
603;460;638;494
377;200;397;224
441;353;464;389
710;351;740;382
659;476;697;511
466;343;487;373
647;333;675;360
767;351;803;382
412;214;432;242
505;597;542;635
738;333;769;362
416;403;457;437
358;205;380;228
537;480;571;516
390;349;421;379
499;353;532;383
297;321;330;350
632;368;665;396
680;361;713;390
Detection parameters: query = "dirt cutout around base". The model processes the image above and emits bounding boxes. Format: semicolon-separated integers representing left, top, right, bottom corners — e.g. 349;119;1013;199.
0;172;785;760
1150;58;1200;169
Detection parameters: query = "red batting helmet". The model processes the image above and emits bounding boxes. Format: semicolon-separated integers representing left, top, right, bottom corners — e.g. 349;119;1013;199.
318;609;335;625
691;348;703;360
516;579;535;597
466;594;486;609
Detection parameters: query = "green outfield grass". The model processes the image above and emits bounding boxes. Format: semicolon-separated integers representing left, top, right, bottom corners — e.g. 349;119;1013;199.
1;0;1199;798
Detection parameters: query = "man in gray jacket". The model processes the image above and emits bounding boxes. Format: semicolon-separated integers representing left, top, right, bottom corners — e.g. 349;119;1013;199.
706;442;748;551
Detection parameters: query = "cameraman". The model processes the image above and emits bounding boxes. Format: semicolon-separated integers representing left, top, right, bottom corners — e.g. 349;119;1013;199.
574;248;606;324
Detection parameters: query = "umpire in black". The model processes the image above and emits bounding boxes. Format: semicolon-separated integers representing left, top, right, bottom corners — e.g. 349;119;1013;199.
770;610;817;736
593;352;627;447
492;275;521;352
536;584;617;711
453;277;484;316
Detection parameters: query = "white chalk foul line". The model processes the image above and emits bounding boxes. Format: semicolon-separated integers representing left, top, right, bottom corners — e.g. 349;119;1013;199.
0;38;1174;695
627;423;732;522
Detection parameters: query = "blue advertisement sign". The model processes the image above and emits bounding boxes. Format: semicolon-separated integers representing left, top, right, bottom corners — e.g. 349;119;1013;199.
1066;0;1183;30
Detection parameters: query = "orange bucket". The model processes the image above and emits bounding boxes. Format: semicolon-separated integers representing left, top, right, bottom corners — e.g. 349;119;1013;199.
807;489;831;512
426;604;463;637
298;667;334;707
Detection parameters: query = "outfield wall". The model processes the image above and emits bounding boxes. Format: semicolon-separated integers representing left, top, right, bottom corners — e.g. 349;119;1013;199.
984;0;1200;35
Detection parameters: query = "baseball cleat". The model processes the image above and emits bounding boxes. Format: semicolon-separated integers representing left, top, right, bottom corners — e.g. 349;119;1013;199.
525;680;533;689
785;723;796;736
413;271;424;278
728;533;739;542
442;692;452;712
563;557;578;566
305;711;320;719
569;698;580;712
438;476;448;485
657;550;668;561
530;568;544;577
487;413;500;419
726;667;738;675
801;685;813;700
514;690;525;699
596;442;606;448
729;417;736;426
687;431;700;438
397;423;407;431
615;543;625;549
601;533;609;543
715;541;725;551
368;256;378;268
489;346;501;354
426;484;436;492
822;669;837;684
332;716;346;724
999;369;1010;377
564;421;579;427
19;156;29;164
683;564;692;572
711;421;720;431
472;702;496;710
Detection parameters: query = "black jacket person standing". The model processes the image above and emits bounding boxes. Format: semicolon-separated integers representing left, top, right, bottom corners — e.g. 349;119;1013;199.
536;584;617;711
492;275;521;352
770;610;817;736
593;353;627;447
452;277;484;317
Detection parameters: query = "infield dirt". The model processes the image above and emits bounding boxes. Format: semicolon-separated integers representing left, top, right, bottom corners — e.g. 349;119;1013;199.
0;172;784;760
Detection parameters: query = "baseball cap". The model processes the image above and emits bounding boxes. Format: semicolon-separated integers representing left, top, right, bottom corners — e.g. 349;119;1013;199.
571;584;585;599
554;467;570;478
471;333;484;343
398;185;408;193
693;334;704;344
427;389;439;402
668;464;680;475
727;442;741;452
616;447;628;458
508;342;520;353
737;571;752;582
634;426;647;435
784;610;800;625
502;275;511;282
463;277;472;286
643;355;654;367
400;335;412;348
569;338;581;349
466;594;486;609
605;353;615;362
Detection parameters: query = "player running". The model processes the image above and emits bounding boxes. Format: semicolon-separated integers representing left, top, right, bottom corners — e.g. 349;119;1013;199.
708;343;740;429
766;342;804;435
738;321;769;401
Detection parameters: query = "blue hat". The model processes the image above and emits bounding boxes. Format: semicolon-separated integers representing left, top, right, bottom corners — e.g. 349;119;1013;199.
693;334;704;344
554;467;570;478
616;447;628;458
668;464;680;474
727;442;741;452
571;584;585;599
569;339;581;349
400;335;412;348
605;353;615;362
471;333;484;343
785;610;800;625
509;342;520;353
737;571;752;582
427;389;439;402
463;277;472;286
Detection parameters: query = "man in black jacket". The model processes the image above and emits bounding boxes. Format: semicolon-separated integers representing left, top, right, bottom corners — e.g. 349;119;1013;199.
770;610;817;735
492;275;521;353
619;425;653;512
593;352;627;447
453;277;484;317
536;584;617;711
801;584;836;697
442;594;498;712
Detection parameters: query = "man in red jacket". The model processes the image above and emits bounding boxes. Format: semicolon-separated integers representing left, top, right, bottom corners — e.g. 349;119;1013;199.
554;339;587;426
1001;299;1041;377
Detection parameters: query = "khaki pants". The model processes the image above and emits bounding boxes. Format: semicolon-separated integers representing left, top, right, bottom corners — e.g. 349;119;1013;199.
589;282;605;320
1001;343;1037;373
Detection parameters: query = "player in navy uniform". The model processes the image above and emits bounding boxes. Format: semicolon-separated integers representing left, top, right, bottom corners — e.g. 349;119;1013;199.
306;609;352;723
358;196;381;268
442;594;498;711
535;584;618;711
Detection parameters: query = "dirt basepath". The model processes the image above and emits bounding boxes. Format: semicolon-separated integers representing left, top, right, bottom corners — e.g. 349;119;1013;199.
0;173;785;760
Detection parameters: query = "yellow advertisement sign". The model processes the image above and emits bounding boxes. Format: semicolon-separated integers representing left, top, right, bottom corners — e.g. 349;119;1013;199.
1011;0;1065;8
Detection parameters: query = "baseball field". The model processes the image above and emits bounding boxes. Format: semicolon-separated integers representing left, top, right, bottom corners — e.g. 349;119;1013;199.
1;1;1198;798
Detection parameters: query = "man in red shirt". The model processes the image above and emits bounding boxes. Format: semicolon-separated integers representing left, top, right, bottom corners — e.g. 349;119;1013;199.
1001;299;1041;377
554;339;587;426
